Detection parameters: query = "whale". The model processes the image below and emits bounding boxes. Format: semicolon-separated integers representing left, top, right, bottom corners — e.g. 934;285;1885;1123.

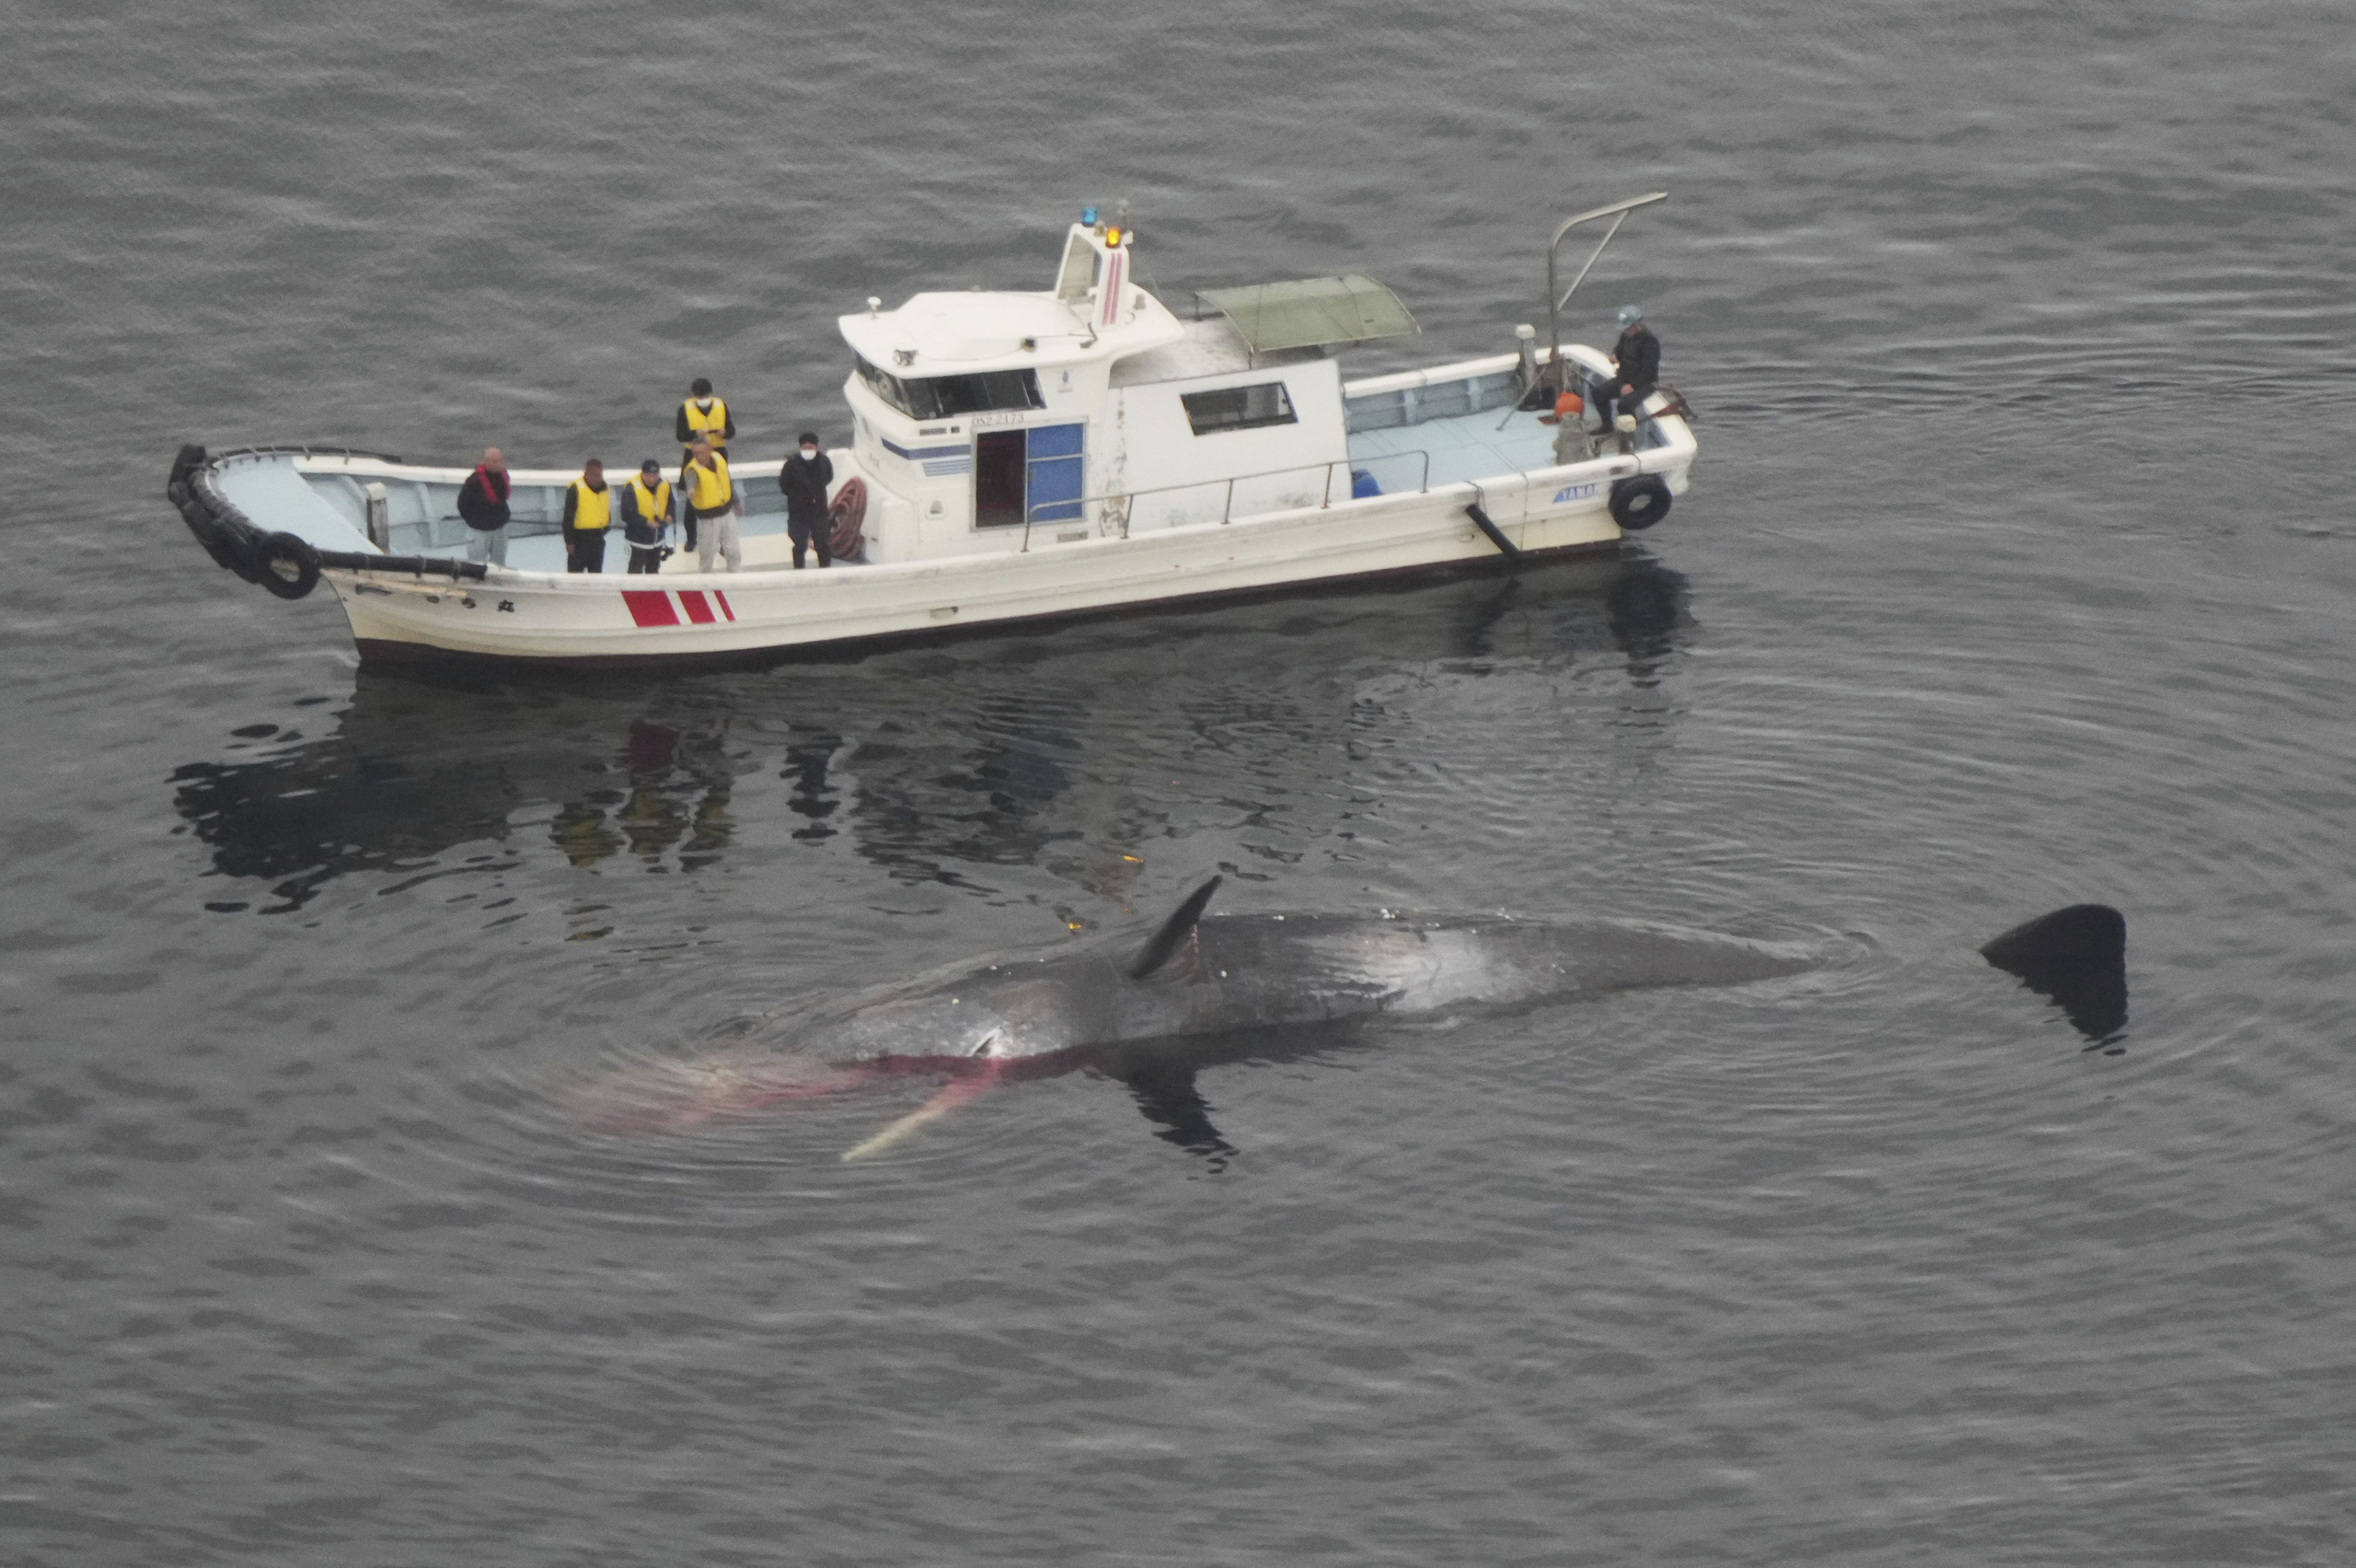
1980;902;2128;1046
586;878;2126;1163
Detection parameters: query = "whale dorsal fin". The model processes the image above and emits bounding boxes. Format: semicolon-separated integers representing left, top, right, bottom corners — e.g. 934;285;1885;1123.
1127;875;1222;980
1982;903;2127;1042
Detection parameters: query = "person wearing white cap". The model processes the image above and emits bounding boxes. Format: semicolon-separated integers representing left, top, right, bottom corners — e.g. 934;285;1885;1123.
1597;303;1662;433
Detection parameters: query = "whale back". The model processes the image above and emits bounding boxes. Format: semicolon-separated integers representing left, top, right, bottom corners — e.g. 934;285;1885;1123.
803;913;1816;1066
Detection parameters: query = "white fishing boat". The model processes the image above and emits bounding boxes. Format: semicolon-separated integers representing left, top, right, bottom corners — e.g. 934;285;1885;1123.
166;195;1695;669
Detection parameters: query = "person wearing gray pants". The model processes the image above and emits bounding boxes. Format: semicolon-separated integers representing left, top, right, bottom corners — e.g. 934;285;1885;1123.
458;446;511;566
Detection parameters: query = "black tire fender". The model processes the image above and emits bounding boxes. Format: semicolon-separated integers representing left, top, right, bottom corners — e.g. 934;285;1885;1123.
254;531;322;600
175;491;255;579
168;444;208;498
1609;473;1672;532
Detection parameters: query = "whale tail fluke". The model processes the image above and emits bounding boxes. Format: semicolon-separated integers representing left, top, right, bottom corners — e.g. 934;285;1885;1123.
1982;904;2127;1044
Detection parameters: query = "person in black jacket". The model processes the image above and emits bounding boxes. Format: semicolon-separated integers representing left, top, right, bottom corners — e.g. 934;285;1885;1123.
1595;305;1662;433
559;458;612;575
621;458;673;575
458;447;512;566
777;432;834;569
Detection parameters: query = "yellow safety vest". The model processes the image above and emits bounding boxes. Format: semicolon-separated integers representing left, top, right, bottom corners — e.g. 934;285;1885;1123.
568;479;612;531
628;476;671;525
681;397;731;451
684;453;733;512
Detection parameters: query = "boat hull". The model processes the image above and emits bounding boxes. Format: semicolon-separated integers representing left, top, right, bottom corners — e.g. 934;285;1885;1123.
329;474;1645;669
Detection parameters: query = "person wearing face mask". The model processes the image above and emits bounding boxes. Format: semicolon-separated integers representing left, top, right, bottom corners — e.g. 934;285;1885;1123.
675;377;735;465
674;378;734;553
777;431;835;570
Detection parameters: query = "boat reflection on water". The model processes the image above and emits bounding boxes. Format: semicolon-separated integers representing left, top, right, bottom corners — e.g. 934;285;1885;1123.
169;703;751;912
170;550;1692;912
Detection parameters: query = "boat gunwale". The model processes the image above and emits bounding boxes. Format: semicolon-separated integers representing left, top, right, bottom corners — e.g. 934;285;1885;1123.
310;416;1687;595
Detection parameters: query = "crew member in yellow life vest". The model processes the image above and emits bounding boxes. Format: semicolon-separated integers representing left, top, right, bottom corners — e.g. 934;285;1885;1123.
682;436;741;572
560;458;612;574
622;458;674;575
675;377;734;550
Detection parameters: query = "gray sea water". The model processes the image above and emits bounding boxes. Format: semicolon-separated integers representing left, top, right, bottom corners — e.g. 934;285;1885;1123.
6;2;2355;1563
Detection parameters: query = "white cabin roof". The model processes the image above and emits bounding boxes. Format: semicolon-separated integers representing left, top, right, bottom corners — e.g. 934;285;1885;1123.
837;223;1187;380
837;287;1184;377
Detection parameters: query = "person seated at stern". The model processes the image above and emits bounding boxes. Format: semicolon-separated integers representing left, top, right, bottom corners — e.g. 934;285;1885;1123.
1594;304;1661;433
777;432;834;570
622;458;673;575
561;458;613;574
682;435;741;573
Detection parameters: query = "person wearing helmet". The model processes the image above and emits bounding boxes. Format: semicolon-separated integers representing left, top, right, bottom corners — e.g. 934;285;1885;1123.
1596;304;1661;433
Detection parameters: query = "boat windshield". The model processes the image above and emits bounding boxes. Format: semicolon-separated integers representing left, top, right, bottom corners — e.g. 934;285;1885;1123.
855;357;1045;421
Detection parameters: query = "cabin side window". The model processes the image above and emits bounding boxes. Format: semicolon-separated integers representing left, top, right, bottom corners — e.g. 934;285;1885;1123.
1181;382;1298;435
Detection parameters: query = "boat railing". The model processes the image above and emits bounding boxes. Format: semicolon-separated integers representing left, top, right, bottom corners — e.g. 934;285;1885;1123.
213;443;410;466
1545;192;1667;391
1021;447;1434;551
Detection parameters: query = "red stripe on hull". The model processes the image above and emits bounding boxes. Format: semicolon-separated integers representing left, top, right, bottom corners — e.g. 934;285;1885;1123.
676;590;718;625
713;590;736;622
622;589;679;627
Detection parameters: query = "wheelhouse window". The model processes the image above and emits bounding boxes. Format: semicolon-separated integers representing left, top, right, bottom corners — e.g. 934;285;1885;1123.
854;358;1044;421
854;356;917;417
1181;381;1298;435
915;369;1045;418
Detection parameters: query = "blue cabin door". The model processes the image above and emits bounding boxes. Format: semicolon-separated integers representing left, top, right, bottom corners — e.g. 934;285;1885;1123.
974;423;1086;529
1024;424;1085;525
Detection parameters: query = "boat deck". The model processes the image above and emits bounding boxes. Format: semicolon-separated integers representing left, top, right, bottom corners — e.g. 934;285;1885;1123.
1345;404;1565;493
209;454;853;575
438;512;836;575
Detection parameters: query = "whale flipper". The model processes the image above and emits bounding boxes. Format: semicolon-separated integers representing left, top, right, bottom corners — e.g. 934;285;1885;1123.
841;1065;1005;1161
1122;1063;1235;1168
1981;904;2127;1044
1127;875;1224;980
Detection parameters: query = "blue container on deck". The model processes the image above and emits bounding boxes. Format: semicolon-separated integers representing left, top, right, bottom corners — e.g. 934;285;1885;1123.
1350;469;1381;499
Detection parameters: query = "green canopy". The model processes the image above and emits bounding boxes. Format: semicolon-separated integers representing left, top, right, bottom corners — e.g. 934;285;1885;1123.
1195;275;1419;355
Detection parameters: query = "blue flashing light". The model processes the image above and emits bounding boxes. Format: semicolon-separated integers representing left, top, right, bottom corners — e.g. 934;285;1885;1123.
1080;205;1098;227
